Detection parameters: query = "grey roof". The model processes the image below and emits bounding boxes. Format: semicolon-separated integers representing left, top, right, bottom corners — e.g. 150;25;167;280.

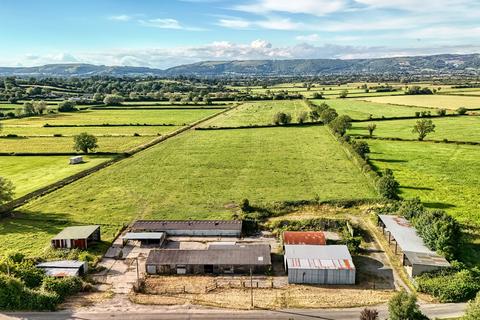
284;245;355;270
52;225;99;240
378;215;435;254
131;220;242;232
123;232;165;240
404;251;450;267
37;260;86;269
147;244;271;266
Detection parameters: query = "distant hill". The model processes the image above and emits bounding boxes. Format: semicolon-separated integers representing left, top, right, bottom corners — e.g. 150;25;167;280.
1;54;480;77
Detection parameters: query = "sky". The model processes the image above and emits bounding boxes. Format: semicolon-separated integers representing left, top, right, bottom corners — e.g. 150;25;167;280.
1;0;480;68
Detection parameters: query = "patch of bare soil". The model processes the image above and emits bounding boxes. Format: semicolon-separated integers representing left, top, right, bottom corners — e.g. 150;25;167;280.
60;290;114;309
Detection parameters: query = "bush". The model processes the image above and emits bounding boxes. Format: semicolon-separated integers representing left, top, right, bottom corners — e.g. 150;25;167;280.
297;111;308;124
103;94;124;106
329;115;352;136
320;108;338;124
41;277;82;301
58;100;77;112
436;108;447;116
388;291;427;320
377;169;400;200
360;308;379;320
350;140;370;159
464;291;480;320
457;107;468;115
272;112;292;125
397;197;425;220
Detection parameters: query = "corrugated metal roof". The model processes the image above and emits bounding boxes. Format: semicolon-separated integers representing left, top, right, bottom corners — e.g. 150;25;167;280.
404;251;450;267
147;245;271;266
123;232;165;240
283;231;326;245
52;225;99;240
287;258;354;270
131;220;242;232
37;260;86;269
378;215;436;254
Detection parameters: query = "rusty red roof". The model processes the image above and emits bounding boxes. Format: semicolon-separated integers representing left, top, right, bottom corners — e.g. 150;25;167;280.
283;231;326;245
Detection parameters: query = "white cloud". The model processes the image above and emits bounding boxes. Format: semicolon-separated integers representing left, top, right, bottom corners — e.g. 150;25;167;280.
217;18;251;29
236;0;347;16
109;15;132;22
296;34;321;42
139;18;183;29
6;40;480;69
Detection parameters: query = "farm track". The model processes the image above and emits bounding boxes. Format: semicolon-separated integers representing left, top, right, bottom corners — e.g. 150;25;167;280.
0;104;240;215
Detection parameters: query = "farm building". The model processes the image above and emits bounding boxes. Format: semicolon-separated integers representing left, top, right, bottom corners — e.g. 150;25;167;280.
130;220;242;237
69;156;83;165
283;231;326;245
122;232;166;246
284;245;355;285
378;215;450;277
146;244;271;275
36;260;88;277
51;225;100;249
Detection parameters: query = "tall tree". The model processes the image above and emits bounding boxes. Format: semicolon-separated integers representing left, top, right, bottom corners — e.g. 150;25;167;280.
0;177;15;204
412;119;435;141
73;133;98;154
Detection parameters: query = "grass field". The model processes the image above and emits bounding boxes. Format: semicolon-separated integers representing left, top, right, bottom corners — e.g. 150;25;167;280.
312;99;434;120
0;136;153;153
350;116;480;142
0;109;219;127
0;125;181;137
0;155;114;198
366;139;480;265
359;95;480;110
204;100;310;126
2;126;377;255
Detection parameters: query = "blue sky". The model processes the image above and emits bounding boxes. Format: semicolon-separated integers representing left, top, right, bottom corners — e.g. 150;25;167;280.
1;0;480;68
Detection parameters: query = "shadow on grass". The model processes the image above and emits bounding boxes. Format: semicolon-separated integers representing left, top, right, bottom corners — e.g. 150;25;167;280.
401;186;434;191
423;202;456;210
372;158;407;163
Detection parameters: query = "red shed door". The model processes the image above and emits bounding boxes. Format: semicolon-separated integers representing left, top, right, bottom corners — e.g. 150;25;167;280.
73;239;87;249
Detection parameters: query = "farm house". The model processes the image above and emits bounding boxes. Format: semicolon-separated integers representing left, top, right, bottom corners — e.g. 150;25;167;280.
283;231;326;246
36;260;88;277
146;244;271;275
51;225;100;249
378;215;450;277
130;220;242;237
284;245;356;285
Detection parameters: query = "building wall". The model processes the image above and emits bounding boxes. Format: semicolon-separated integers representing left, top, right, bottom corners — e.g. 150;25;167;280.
146;264;267;275
408;264;445;277
287;268;355;285
165;229;240;237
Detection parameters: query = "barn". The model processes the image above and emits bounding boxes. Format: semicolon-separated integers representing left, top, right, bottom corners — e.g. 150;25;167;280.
36;260;88;277
146;244;271;275
378;215;450;277
283;231;326;245
284;245;356;285
122;232;166;246
130;220;242;237
51;225;100;249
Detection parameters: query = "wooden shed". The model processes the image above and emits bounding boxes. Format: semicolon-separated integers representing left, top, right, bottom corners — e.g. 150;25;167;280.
51;225;101;249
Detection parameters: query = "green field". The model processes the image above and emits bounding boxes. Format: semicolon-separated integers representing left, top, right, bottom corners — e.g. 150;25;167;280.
350;116;480;142
359;95;480;110
2;126;377;255
0;155;113;198
0;125;181;137
0;136;153;153
0;109;219;127
204;100;310;126
313;99;434;120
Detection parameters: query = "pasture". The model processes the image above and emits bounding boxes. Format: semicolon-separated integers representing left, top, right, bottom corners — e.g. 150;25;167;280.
204;100;310;126
350;116;480;142
313;99;434;120
4;126;377;255
0;155;113;198
359;95;480;110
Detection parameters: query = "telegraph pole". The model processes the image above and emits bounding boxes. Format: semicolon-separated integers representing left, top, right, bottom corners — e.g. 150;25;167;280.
250;267;253;308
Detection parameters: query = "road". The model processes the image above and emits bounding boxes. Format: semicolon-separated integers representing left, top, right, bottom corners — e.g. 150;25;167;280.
1;303;466;320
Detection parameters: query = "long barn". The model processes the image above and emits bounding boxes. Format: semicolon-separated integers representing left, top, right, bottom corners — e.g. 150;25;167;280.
130;220;242;237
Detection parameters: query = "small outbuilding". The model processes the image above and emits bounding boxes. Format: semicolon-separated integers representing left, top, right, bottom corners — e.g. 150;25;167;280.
37;260;88;277
283;231;326;246
130;220;242;237
69;156;84;165
122;232;166;246
146;244;271;275
378;215;450;277
284;244;355;285
51;225;101;249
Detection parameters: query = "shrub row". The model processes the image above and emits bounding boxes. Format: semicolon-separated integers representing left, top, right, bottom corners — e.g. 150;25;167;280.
43;123;177;127
356;135;480;146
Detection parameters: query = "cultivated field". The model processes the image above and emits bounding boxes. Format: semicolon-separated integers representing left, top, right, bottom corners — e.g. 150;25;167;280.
359;95;480;110
0;155;113;197
350;116;480;142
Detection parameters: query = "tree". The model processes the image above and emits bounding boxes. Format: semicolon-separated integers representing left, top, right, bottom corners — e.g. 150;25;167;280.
103;94;124;106
388;291;428;320
377;169;400;200
339;89;348;98
93;93;104;102
351;140;370;159
58;100;77;112
456;107;468;115
312;92;324;99
329;115;352;136
297;111;308;124
22;101;36;116
436;108;447;116
367;123;377;137
0;177;15;204
463;292;480;320
360;308;379;320
412;119;435;141
73;133;98;154
34;100;47;115
320;108;338;124
273;112;292;125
